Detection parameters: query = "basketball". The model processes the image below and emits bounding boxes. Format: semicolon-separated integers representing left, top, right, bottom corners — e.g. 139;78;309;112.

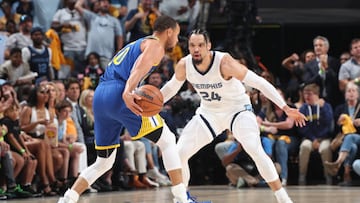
134;84;164;117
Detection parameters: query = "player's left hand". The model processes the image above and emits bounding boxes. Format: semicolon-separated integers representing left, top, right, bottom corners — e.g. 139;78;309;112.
283;106;307;127
123;90;143;116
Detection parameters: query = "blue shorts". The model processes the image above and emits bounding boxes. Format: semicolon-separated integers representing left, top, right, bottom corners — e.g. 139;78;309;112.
93;81;163;150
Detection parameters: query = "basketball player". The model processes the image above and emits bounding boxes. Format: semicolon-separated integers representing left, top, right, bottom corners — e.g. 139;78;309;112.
160;29;307;203
58;16;193;203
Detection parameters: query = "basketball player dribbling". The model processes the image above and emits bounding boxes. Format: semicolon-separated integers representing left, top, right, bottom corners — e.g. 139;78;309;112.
58;16;197;203
160;29;307;203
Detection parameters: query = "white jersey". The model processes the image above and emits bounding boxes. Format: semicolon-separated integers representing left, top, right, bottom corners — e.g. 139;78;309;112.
185;51;251;113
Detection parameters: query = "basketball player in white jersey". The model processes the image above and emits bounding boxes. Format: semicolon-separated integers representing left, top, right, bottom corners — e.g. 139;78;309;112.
161;29;307;203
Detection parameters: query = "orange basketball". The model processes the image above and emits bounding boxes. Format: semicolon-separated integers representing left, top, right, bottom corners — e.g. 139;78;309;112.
134;84;164;117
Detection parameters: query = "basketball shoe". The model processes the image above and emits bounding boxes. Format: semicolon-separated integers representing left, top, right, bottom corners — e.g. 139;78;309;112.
173;191;212;203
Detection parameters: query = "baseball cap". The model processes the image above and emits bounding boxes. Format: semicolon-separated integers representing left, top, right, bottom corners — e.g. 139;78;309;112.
30;26;44;35
20;15;32;24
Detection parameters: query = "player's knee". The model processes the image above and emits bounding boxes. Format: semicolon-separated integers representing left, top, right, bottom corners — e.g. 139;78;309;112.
245;142;264;159
95;148;117;171
156;125;176;149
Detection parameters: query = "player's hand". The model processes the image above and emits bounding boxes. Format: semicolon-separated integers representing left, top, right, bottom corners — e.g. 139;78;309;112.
123;91;143;116
283;106;307;127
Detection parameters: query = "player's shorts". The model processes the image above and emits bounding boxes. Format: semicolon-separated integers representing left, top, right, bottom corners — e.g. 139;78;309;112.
93;81;163;150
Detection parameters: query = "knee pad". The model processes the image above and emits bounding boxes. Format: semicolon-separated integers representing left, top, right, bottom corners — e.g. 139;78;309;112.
156;124;180;171
97;148;115;158
156;124;176;150
80;148;117;184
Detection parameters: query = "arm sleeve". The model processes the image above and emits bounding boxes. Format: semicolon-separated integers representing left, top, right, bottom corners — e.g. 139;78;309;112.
160;76;185;103
242;70;287;109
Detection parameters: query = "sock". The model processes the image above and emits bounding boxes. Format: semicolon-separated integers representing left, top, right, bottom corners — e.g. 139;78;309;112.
139;174;145;182
171;183;188;202
64;189;80;203
274;187;293;203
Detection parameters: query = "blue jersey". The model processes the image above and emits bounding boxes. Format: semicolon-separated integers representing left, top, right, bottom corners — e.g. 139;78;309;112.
101;37;157;84
93;36;163;150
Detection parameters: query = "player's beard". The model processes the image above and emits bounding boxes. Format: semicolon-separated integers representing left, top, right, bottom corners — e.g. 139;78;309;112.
192;58;203;65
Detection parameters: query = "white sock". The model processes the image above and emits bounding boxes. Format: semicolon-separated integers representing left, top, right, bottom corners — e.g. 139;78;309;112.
274;187;293;203
171;183;187;202
64;189;80;203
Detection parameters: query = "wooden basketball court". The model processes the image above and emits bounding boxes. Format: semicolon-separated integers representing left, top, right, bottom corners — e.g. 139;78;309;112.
8;185;360;203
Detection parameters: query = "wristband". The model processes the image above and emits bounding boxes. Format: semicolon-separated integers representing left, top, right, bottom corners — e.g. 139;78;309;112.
68;143;73;151
20;148;26;154
1;128;6;136
260;125;265;132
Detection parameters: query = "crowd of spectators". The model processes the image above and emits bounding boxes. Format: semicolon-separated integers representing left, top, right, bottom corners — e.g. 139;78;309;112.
0;0;360;200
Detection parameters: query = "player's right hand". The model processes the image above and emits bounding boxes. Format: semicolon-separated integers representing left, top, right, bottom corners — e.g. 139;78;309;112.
123;91;143;116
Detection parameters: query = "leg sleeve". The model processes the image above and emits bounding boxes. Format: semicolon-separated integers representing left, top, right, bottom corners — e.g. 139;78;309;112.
231;111;279;183
176;115;214;187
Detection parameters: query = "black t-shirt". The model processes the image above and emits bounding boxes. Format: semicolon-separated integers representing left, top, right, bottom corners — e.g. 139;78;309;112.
0;117;22;152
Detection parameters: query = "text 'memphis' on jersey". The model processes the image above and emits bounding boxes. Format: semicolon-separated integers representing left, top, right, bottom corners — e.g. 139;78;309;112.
185;51;251;112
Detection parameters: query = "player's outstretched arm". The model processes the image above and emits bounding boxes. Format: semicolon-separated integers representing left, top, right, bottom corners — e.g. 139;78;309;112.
241;70;307;127
220;53;307;127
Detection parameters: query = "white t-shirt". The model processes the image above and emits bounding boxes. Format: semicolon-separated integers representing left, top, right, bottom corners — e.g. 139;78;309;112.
52;8;87;51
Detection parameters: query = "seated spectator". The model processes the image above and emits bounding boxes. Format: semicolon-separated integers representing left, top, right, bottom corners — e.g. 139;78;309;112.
55;100;85;185
1;103;39;196
79;89;95;163
64;78;89;173
121;129;159;188
0;132;33;199
19;84;64;195
297;83;333;185
215;134;266;188
324;82;360;186
0;83;13;115
256;88;299;186
0;47;35;87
